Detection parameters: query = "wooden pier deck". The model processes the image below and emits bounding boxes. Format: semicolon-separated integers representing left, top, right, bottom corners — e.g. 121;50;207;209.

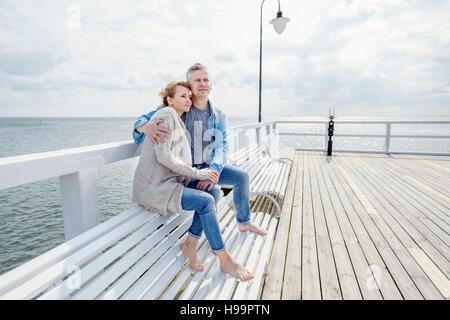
261;150;450;300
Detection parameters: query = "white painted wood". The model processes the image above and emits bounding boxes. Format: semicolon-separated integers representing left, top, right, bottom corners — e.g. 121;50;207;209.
137;194;236;300
1;210;153;300
217;213;264;300
60;168;100;240
0;140;138;190
232;214;271;300
74;211;201;299
160;208;236;300
246;218;278;300
0;204;144;296
201;232;246;300
123;233;189;300
177;216;238;300
190;227;240;300
100;212;193;299
0;129;293;300
40;213;170;299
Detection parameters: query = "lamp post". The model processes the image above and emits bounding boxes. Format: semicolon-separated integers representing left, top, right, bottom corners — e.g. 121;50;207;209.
258;0;290;123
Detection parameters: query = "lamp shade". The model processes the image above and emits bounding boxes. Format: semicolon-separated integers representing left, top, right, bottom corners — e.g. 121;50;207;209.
270;14;290;34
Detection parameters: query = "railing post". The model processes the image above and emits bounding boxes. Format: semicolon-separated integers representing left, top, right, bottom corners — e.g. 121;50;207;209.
59;168;100;240
256;127;261;147
263;124;270;153
237;130;247;151
385;123;391;154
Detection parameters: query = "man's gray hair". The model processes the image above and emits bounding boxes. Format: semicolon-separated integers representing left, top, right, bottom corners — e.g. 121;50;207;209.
186;63;210;81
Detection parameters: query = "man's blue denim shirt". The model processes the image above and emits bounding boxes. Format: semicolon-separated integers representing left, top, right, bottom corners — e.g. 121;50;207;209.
133;101;228;174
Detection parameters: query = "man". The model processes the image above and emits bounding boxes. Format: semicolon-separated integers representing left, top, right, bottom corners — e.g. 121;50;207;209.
133;63;266;275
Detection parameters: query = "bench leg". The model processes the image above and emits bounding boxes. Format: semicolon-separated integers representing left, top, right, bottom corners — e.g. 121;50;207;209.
250;191;282;219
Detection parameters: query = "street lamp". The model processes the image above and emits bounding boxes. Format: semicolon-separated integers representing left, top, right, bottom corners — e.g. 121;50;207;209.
258;0;290;123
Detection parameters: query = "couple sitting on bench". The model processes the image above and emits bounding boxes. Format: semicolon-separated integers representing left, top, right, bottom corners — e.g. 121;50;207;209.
132;63;266;281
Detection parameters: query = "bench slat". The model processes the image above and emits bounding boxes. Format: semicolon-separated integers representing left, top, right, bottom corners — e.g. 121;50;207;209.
1;144;293;300
197;213;261;300
217;213;265;299
40;213;171;299
2;210;152;299
232;214;271;299
123;194;235;300
177;215;239;300
246;218;278;299
160;197;237;300
72;212;188;299
0;205;144;297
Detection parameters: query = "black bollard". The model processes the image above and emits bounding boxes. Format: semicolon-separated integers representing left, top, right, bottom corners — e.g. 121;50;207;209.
327;115;335;156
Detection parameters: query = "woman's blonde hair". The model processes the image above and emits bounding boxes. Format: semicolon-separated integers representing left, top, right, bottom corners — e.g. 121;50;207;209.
159;81;191;106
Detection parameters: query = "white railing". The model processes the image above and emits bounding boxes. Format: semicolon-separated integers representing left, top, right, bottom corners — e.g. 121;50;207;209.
1;120;449;241
275;119;450;156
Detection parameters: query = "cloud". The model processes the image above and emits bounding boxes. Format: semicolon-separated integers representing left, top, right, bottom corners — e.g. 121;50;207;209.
0;0;449;118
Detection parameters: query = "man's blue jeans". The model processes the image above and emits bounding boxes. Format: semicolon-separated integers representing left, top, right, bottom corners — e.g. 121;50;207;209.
182;164;251;251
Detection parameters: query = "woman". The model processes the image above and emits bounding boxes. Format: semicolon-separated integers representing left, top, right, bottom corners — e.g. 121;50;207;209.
133;81;254;281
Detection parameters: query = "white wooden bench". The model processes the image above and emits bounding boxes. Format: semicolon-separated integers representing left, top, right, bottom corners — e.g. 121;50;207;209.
0;144;295;300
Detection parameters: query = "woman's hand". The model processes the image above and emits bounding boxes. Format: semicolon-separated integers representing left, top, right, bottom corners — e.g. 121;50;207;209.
198;169;219;184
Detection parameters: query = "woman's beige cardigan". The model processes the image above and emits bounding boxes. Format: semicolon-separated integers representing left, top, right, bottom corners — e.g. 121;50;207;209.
132;107;209;215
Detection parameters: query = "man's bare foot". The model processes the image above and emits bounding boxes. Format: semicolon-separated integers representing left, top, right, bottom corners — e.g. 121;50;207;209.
238;223;267;236
220;259;255;281
180;241;204;272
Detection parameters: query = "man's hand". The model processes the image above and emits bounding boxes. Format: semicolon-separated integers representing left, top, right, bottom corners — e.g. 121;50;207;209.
136;119;170;144
196;180;216;192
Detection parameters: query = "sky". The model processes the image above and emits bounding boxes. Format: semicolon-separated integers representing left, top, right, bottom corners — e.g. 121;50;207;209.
0;0;449;120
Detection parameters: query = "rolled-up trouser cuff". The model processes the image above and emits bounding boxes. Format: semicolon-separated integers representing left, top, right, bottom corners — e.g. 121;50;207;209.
236;220;250;227
188;231;202;240
212;246;225;253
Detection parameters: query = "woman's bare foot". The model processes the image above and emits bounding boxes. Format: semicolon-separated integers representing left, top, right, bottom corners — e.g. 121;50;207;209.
180;238;204;272
237;223;267;236
215;250;255;281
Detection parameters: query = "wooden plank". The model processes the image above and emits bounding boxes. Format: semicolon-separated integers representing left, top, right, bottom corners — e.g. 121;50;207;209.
301;152;322;299
281;154;303;299
246;218;278;300
217;213;265;299
309;152;342;300
361;157;450;261
39;213;170;299
261;154;299;300
178;215;239;300
366;157;450;227
311;152;362;300
160;205;237;300
379;157;450;205
345;155;450;278
408;248;450;299
327;154;403;300
336;155;425;299
387;158;450;197
99;214;193;300
317;153;382;300
0;204;144;296
232;214;271;300
339;155;444;299
2;210;154;300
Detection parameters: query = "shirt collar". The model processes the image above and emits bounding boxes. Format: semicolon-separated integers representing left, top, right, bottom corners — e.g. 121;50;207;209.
190;100;217;118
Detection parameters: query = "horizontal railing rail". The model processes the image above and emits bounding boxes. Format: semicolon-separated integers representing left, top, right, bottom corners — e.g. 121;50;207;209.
274;119;450;156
